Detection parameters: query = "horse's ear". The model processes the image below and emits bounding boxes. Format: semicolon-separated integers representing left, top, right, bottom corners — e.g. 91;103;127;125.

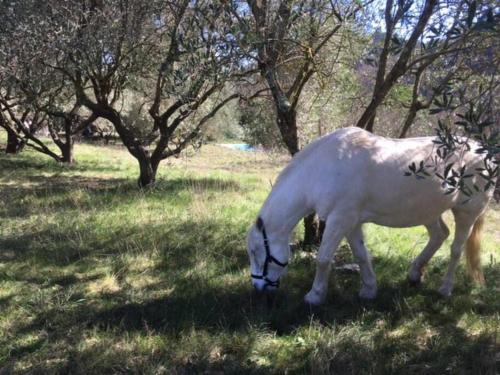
256;217;264;231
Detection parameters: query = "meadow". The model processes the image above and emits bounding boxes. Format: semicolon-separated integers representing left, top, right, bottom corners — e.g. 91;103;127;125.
0;140;499;374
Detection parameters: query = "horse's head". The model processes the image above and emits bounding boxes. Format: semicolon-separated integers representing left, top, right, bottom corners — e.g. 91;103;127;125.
247;216;290;293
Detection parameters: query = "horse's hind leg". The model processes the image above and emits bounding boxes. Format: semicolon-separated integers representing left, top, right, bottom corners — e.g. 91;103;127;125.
438;210;478;297
304;214;355;305
347;226;377;299
409;217;450;285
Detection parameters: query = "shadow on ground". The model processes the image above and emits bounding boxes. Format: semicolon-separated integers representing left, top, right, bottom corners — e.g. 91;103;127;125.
7;243;499;373
1;153;498;374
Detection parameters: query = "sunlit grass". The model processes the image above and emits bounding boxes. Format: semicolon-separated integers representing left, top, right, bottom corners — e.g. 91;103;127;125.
0;140;498;374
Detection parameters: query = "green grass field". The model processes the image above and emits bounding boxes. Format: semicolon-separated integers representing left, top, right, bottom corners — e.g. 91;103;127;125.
1;141;499;374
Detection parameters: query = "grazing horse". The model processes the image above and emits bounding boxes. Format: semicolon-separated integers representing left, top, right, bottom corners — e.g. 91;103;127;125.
247;127;493;305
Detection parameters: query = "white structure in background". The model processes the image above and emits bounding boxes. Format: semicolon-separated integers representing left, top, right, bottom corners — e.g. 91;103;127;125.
217;143;257;151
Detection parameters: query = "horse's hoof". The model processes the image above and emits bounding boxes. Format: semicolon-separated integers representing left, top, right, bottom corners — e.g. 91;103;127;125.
408;277;421;287
304;291;325;306
438;285;452;298
358;287;377;300
266;292;277;308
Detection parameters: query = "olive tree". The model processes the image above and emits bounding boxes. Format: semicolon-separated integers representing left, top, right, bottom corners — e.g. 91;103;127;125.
18;0;246;186
0;0;96;162
355;0;498;134
235;0;363;245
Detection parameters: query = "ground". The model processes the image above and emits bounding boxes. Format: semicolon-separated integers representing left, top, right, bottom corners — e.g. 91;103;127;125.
0;141;499;374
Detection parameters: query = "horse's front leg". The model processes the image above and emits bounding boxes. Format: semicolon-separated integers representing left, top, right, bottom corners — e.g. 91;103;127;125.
304;214;355;305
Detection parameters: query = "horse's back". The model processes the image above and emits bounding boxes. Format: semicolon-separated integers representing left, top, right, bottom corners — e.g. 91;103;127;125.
282;127;491;227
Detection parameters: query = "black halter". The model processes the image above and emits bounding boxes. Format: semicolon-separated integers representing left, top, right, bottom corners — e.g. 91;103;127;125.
251;224;288;288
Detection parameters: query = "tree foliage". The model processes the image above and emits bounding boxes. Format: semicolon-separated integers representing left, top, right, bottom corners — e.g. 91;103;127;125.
1;0;249;185
0;0;497;196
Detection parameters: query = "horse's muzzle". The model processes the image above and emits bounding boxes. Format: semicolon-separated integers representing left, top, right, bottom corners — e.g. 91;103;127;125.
252;279;278;294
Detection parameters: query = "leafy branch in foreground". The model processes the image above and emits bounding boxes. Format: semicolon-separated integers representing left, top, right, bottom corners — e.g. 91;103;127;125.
405;99;499;199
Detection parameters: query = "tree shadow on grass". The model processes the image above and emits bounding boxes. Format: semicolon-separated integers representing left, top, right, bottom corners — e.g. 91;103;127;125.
390;324;497;374
0;150;241;193
0;225;113;265
1;158;497;373
155;176;242;193
0;294;13;309
0;271;103;290
0;175;133;219
0;214;247;275
0;153;126;182
7;249;499;374
60;254;500;332
311;319;497;374
0;172;241;220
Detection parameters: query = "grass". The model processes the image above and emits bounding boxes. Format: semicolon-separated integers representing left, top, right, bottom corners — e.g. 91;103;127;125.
0;139;499;374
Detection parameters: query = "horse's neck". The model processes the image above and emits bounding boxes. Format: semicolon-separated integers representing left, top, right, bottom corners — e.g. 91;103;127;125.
259;183;309;236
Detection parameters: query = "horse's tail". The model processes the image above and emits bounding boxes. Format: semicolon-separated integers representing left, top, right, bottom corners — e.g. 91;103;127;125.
465;213;485;284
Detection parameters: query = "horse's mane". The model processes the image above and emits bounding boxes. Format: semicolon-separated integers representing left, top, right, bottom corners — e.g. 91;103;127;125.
273;133;331;188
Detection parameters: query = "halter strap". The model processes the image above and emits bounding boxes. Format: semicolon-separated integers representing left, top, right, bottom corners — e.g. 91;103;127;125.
251;222;288;288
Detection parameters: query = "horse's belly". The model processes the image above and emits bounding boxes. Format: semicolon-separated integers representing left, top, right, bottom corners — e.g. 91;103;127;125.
366;211;444;228
361;191;453;227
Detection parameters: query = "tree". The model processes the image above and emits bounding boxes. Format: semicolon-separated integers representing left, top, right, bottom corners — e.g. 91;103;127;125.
356;0;498;135
0;0;96;162
239;97;283;150
241;0;358;155
403;10;499;203
237;0;362;245
24;0;246;186
0;80;96;163
0;97;46;155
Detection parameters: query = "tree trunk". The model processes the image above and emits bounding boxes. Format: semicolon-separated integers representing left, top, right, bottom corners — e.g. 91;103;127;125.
60;142;74;164
399;107;418;138
85;104;159;188
365;113;376;133
495;154;500;203
495;175;500;203
303;213;325;247
356;99;378;132
356;0;438;133
5;128;24;154
276;108;300;155
61;118;75;164
275;108;324;248
137;154;159;188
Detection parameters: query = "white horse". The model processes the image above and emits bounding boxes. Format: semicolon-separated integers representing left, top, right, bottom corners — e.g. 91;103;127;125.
247;127;493;305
